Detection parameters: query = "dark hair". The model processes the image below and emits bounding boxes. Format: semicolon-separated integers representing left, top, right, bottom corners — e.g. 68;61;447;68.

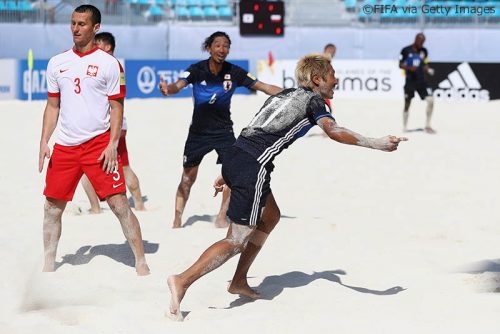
74;4;101;25
324;43;336;51
95;32;115;52
202;31;231;51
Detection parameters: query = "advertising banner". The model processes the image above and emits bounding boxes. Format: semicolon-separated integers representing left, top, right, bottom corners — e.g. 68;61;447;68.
18;59;49;101
0;59;18;100
125;60;252;99
16;59;251;100
257;59;405;99
427;62;500;101
13;59;498;102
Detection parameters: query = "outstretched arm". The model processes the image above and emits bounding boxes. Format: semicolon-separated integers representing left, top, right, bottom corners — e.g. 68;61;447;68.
251;80;283;96
38;96;60;172
317;117;408;152
159;76;188;96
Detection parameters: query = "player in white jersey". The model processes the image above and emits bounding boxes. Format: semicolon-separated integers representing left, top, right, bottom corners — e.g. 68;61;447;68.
38;5;150;276
81;32;146;213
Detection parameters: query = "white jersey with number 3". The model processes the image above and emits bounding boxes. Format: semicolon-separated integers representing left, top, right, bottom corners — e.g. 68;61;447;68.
46;47;125;146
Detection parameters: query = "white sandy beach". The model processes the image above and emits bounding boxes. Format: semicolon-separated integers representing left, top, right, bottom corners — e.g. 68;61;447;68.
0;95;499;333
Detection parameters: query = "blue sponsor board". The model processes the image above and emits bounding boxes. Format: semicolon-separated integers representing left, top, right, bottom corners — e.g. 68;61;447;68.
18;59;50;100
18;59;252;100
125;59;252;98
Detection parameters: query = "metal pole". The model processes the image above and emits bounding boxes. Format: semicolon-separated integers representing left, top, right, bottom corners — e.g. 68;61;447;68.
28;49;33;102
166;12;170;60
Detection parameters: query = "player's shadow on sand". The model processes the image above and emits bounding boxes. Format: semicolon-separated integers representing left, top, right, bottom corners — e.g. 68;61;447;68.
405;128;425;133
184;214;297;227
183;214;216;227
458;259;500;273
223;270;405;309
55;240;159;270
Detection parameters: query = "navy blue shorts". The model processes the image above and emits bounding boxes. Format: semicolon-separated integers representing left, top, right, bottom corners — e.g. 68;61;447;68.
222;146;272;226
183;131;236;168
405;81;432;100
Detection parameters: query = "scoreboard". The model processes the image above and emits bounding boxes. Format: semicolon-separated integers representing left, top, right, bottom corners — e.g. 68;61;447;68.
239;1;285;36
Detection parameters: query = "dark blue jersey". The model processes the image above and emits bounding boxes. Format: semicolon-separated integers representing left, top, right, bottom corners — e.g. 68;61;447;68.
235;88;334;166
400;45;429;83
180;59;257;135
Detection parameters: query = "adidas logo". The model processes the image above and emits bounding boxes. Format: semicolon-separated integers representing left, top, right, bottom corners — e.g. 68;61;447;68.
200;80;207;86
434;62;489;101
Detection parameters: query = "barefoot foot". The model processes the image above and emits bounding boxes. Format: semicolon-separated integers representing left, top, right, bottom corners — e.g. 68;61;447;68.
165;309;184;322
167;275;186;321
424;127;436;134
172;218;182;229
88;207;102;214
42;262;55;272
136;262;150;276
134;199;146;211
134;204;146;211
227;280;260;299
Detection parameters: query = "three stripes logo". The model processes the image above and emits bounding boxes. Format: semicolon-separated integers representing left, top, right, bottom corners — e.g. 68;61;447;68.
434;62;489;101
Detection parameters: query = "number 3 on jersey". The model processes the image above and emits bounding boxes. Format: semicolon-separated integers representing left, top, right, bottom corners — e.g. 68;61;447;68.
112;166;121;182
74;78;81;94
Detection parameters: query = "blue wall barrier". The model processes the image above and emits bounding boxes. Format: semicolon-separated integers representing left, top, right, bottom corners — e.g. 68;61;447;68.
17;59;252;100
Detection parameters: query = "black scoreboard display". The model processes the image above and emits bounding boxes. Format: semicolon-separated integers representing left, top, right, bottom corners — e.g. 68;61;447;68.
239;1;285;36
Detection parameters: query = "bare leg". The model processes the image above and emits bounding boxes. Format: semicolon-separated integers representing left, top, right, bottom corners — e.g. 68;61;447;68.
403;98;411;132
167;222;255;320
228;193;281;298
81;174;102;214
424;96;436;134
107;193;150;276
123;166;145;211
214;186;230;228
43;198;67;272
173;166;198;228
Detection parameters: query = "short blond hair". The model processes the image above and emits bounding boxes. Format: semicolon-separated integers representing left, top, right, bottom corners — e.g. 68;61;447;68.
295;53;332;90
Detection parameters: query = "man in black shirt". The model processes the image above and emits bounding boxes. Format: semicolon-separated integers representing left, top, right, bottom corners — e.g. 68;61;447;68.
159;31;282;228
399;33;436;134
166;53;408;320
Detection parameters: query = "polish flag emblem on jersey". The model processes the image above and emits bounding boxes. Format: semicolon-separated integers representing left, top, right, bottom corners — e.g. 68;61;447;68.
87;65;99;77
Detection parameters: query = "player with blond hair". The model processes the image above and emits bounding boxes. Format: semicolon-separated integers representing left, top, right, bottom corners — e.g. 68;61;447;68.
166;53;407;320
